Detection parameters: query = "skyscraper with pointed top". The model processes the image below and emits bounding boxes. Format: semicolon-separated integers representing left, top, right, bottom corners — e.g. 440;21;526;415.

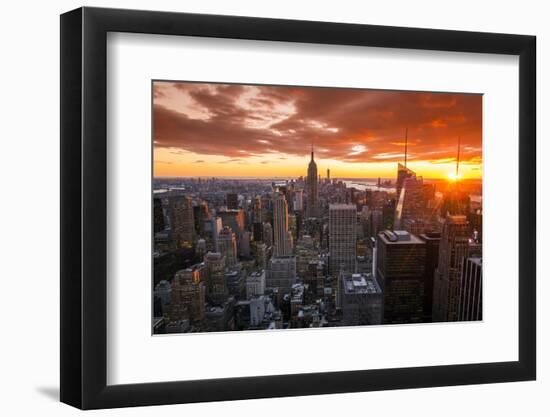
395;128;415;201
306;144;319;218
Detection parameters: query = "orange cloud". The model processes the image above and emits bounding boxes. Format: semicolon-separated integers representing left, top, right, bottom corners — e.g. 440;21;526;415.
153;81;482;179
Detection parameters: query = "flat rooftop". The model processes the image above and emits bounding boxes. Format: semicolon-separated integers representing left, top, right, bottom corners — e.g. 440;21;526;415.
342;273;381;294
378;230;424;245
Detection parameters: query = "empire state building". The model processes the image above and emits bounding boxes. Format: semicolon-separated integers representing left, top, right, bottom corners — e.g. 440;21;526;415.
306;146;319;218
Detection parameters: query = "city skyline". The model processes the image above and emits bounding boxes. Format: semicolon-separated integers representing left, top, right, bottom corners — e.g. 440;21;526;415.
152;80;483;335
153;81;482;180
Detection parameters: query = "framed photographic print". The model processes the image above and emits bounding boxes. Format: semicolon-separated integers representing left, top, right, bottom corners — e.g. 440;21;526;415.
60;6;536;410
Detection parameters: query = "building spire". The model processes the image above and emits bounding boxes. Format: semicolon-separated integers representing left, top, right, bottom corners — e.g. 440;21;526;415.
311;140;314;161
404;127;408;168
455;136;461;178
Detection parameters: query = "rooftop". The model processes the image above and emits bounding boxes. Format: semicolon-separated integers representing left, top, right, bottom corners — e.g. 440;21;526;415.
342;273;381;295
329;203;356;210
378;230;424;245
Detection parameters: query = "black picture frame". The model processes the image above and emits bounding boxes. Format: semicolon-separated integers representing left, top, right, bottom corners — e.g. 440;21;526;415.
60;6;536;410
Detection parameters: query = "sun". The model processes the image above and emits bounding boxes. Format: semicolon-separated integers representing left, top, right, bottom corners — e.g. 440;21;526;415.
448;171;462;181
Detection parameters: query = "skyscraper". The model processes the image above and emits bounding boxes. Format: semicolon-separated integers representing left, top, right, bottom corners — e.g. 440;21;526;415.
169;196;195;247
217;226;237;266
394;170;425;230
376;230;426;324
458;257;482;321
253;196;262;223
293;189;303;212
171;266;205;323
395;128;414;200
273;193;293;257
226;193;239;210
203;217;222;252
328;204;357;275
193;201;211;236
338;272;383;325
432;215;470;322
267;256;296;295
252;196;263;242
262;222;273;248
306;146;319;218
204;251;227;304
153;197;165;234
419;232;441;322
218;208;245;237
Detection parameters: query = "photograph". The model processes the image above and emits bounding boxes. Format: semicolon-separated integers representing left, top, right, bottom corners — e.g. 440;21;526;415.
152;81;483;334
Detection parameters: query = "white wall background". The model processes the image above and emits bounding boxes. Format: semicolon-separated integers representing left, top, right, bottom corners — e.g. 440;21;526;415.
0;0;546;415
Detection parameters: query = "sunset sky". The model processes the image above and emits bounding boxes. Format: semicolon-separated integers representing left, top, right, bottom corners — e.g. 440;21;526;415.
153;81;482;180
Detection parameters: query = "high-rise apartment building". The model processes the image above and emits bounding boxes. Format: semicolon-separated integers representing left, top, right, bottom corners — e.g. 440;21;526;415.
328;204;357;276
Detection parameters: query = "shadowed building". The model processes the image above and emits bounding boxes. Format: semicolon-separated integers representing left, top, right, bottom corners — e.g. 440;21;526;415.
338;272;383;326
267;256;296;295
226;193;239;210
217;226;237;266
204;252;227;305
328;204;357;276
458;257;482;321
153;197;165;234
169;196;195;248
273;193;293;257
170;266;205;323
432;215;470;322
419;232;441;322
376;230;426;324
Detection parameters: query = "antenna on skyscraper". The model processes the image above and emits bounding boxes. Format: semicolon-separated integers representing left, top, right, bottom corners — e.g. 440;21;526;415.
404;128;408;168
456;136;461;178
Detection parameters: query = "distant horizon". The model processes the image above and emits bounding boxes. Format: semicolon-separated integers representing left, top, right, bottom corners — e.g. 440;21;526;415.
153;175;482;182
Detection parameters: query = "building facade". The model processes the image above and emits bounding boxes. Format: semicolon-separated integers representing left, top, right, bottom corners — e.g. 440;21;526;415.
376;230;426;324
432;215;471;322
267;256;297;295
338;272;383;326
272;193;293;257
217;226;237;266
204;251;227;305
328;204;357;276
169;196;195;247
458;257;482;321
306;148;319;218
